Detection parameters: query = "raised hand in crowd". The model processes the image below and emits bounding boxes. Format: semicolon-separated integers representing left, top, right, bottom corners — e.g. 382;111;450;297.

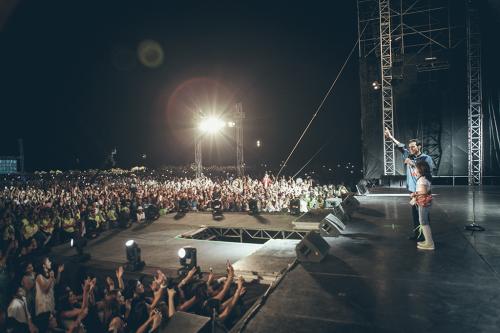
115;265;124;290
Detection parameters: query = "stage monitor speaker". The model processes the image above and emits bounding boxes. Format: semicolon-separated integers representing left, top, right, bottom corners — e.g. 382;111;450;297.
319;213;346;237
296;231;330;263
159;311;210;333
334;203;350;222
341;195;360;215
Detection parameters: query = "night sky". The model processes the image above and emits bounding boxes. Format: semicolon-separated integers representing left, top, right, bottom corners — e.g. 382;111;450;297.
0;1;362;173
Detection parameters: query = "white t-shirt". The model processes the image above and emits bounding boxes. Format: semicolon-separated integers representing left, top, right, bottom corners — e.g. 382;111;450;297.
8;296;30;324
416;177;431;194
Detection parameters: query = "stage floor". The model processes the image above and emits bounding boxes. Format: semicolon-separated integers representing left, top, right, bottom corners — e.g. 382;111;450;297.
52;186;500;332
51;209;302;278
241;186;500;333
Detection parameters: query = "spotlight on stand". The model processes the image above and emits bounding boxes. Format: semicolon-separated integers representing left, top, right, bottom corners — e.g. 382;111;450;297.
144;203;160;222
248;198;259;215
125;240;145;271
372;81;381;90
177;246;200;277
175;197;189;220
70;237;90;262
289;198;300;215
212;198;224;221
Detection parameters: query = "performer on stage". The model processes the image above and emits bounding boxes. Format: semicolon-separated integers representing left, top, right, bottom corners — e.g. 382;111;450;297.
412;160;435;250
384;128;435;241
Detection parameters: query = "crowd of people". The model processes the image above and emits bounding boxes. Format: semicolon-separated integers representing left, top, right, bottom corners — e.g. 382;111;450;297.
0;167;351;332
1;250;246;333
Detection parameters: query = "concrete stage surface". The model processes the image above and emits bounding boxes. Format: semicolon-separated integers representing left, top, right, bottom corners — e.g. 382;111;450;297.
52;186;500;333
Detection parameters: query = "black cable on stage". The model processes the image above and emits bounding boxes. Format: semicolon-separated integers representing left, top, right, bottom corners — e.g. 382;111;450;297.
276;24;368;178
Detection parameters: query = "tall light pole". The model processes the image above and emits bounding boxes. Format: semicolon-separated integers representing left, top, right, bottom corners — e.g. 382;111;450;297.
235;102;245;178
193;103;245;178
194;112;203;178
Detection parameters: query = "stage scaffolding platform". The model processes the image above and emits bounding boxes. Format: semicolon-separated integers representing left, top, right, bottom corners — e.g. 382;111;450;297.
51;186;500;333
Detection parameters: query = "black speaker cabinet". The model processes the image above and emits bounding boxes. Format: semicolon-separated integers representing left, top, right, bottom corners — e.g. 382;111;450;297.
341;195;360;216
159;311;210;333
296;231;330;263
319;213;346;237
334;202;350;222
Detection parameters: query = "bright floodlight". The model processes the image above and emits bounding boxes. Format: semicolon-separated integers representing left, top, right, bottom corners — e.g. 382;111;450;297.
125;239;135;247
178;248;186;259
199;117;225;133
227;121;236;127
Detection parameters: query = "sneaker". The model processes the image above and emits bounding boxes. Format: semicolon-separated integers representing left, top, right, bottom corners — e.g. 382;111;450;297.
417;242;435;250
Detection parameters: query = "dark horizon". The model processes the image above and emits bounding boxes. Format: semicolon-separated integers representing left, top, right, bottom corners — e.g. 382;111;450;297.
0;1;363;174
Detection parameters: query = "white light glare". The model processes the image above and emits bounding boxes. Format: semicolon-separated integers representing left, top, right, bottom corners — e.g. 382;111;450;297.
227;121;236;127
199;117;225;133
178;248;186;259
125;240;135;247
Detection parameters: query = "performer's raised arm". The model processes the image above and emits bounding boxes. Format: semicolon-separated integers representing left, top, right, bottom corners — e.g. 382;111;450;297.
384;127;401;146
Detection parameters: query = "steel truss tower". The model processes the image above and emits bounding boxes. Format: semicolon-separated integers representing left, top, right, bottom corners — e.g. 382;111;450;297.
357;0;452;176
466;0;483;185
235;103;245;178
379;0;395;175
193;103;245;178
194;122;203;178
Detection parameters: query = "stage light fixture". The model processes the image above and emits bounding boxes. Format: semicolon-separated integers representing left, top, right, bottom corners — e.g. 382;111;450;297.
199;117;225;134
125;239;145;271
177;246;199;277
178;247;186;259
256;140;261;147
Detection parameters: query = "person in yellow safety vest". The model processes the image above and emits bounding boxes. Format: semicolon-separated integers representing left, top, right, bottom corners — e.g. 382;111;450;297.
95;210;103;229
40;217;54;235
62;217;75;233
98;209;107;230
22;218;39;240
87;208;100;237
61;211;76;242
107;205;117;227
119;202;131;228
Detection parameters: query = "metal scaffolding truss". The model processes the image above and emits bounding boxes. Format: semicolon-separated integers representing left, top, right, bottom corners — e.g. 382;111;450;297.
194;121;203;178
181;227;307;242
358;0;452;59
235;103;245;178
379;0;396;175
193;103;245;178
466;0;483;185
211;227;306;241
357;0;453;176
